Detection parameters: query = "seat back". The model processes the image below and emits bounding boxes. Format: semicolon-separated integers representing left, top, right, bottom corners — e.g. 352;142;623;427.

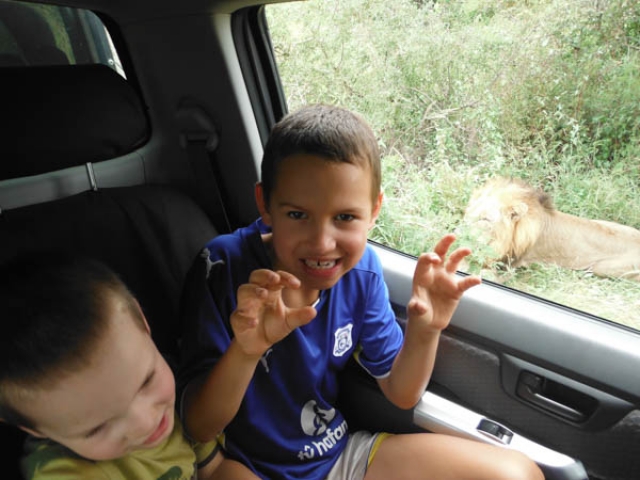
0;64;216;478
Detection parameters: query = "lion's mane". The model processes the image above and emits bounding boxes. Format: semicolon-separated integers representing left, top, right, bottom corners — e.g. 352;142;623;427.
463;177;640;281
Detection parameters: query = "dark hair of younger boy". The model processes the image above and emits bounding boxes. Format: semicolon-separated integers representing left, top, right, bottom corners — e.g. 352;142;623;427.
0;254;144;429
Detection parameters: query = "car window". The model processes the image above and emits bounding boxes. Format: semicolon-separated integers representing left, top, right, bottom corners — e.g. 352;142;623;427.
265;0;640;332
0;0;123;75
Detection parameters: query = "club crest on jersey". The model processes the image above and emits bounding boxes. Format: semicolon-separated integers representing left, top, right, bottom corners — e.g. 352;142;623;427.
333;323;353;357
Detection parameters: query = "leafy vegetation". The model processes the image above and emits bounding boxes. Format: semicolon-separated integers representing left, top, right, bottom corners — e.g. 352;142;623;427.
267;0;640;330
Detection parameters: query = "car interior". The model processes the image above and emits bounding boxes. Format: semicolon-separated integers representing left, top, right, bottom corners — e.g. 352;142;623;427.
1;1;639;479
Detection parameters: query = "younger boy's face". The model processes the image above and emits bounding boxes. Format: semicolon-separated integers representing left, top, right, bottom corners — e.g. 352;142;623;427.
16;295;176;461
257;153;383;303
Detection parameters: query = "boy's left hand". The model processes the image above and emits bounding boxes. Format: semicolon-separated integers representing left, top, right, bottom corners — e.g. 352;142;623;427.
407;234;481;332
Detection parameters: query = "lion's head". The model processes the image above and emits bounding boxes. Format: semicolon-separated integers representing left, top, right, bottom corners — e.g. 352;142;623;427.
463;177;554;264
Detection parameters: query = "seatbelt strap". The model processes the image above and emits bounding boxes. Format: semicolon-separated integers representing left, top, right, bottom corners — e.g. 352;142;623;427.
183;131;231;233
177;103;231;233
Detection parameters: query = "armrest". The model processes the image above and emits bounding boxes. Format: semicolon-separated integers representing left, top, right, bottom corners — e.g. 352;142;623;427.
413;391;588;480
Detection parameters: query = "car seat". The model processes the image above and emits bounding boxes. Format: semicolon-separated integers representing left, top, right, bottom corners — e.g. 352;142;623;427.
0;64;217;478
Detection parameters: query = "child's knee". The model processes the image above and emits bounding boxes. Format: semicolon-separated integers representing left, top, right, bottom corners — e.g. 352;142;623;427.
497;450;545;480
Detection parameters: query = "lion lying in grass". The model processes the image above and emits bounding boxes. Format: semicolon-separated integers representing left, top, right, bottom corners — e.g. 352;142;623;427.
462;177;640;281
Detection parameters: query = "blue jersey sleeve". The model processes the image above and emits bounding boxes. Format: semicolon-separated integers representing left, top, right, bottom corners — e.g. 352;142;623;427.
176;221;268;420
351;247;404;378
177;248;236;402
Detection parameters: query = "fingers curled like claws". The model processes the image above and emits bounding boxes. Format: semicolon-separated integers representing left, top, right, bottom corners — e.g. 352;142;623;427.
458;274;482;292
433;233;457;258
445;247;472;273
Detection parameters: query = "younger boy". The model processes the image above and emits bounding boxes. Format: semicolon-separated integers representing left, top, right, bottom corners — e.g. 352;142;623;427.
179;104;544;479
0;254;257;480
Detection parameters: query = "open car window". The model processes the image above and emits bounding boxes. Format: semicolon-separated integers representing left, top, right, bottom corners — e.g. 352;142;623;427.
266;0;640;333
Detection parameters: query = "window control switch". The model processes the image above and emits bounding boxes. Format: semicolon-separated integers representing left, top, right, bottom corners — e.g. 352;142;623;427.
477;418;514;444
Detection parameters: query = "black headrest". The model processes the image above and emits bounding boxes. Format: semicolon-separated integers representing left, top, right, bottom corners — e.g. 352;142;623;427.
2;64;150;180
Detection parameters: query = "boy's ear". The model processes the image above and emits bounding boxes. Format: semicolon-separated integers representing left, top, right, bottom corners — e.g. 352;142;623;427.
1;410;44;438
15;424;47;439
255;182;272;226
370;191;384;227
134;298;151;334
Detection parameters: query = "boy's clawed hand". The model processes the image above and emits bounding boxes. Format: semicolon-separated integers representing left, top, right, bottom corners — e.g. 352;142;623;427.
407;234;481;332
232;269;317;357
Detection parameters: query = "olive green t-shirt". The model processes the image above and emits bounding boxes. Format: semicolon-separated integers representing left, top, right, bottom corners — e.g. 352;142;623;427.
21;413;218;480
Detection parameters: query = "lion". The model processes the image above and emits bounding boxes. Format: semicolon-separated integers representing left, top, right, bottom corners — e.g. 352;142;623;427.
462;177;640;281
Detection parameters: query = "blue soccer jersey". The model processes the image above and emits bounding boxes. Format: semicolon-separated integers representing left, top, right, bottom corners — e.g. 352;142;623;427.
178;219;403;480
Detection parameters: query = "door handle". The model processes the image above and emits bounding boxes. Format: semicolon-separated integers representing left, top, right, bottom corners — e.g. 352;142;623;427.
503;354;634;430
517;371;590;423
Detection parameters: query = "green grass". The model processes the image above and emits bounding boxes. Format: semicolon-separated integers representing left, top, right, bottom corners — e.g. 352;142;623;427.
267;0;640;330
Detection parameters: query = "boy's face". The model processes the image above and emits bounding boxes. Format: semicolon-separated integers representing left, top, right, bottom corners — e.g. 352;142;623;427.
257;153;382;302
15;295;176;461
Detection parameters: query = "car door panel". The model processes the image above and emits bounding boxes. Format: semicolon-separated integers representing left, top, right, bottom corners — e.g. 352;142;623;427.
369;243;640;480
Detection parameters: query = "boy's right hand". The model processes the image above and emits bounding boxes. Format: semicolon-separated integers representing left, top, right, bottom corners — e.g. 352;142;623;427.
231;269;317;358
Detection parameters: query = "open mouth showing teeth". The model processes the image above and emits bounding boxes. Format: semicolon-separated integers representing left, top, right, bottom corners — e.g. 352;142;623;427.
304;259;336;269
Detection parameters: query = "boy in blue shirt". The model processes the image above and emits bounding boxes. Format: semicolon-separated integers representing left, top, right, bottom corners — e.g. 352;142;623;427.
179;104;544;480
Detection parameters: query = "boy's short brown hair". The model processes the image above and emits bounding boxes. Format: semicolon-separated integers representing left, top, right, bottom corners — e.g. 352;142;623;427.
0;254;144;428
260;104;381;207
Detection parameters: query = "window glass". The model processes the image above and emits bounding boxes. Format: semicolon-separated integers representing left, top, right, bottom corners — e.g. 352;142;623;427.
0;0;123;76
266;0;640;331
